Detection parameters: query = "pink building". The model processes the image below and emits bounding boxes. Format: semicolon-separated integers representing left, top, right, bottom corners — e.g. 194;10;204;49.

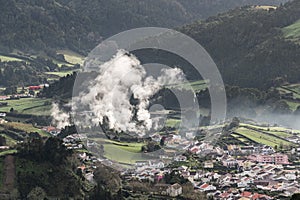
248;153;289;165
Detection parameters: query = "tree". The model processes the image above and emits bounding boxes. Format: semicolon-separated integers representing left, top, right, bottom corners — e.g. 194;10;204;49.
29;90;35;96
0;136;6;146
27;187;47;200
290;193;300;200
4;86;17;95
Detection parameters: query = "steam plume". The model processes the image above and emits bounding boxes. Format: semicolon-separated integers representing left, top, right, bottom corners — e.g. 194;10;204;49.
72;50;184;136
51;103;71;129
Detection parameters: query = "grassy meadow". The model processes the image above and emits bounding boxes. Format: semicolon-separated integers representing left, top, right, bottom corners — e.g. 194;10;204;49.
234;126;294;149
91;138;147;164
0;98;52;116
283;19;300;43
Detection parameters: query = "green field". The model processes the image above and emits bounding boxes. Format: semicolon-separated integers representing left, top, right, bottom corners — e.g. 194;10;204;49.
240;123;300;135
0;98;52;116
45;70;78;77
3;122;49;137
165;118;181;128
0;134;17;147
0;55;23;62
167;80;207;92
277;84;300;101
103;144;147;164
284;100;300;111
92;138;147;164
57;50;85;65
283;19;300;43
0;149;17;157
234;127;293;149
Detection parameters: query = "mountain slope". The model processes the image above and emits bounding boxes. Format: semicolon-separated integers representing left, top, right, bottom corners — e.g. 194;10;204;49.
0;0;289;54
180;0;300;89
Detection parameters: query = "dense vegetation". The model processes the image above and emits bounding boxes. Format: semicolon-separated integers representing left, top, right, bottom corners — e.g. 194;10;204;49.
180;0;300;89
0;0;288;54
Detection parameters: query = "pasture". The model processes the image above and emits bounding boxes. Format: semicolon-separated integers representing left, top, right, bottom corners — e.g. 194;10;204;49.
56;50;85;65
91;138;147;164
283;19;300;43
0;55;23;62
234;127;293;149
0;98;52;116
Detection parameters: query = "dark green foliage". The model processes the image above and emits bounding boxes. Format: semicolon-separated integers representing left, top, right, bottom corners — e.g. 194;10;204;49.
40;72;76;99
0;0;289;54
3;86;17;95
57;125;78;139
179;1;300;89
90;164;123;200
291;193;300;200
272;100;293;114
164;170;188;185
15;137;84;198
177;0;288;21
0;61;48;87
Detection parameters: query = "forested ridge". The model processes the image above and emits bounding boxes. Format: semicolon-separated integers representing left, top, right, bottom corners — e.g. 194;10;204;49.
0;0;288;54
180;0;300;89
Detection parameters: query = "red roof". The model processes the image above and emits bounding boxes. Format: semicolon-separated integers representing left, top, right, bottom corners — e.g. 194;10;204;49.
29;86;41;90
219;192;230;198
241;191;252;198
251;193;269;200
200;183;209;189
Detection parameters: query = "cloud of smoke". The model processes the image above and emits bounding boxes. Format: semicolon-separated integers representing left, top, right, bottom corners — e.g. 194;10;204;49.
72;50;185;136
51;103;71;129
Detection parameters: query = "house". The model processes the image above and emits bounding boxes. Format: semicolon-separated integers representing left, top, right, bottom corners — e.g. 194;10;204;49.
240;191;252;199
248;153;289;165
149;160;164;168
223;159;239;168
174;155;187;162
287;136;300;144
135;161;149;167
261;146;275;154
240;146;255;154
42;126;61;135
185;132;195;139
199;183;217;192
154;184;171;196
204;161;214;169
0;96;8;101
167;183;182;197
29;86;42;90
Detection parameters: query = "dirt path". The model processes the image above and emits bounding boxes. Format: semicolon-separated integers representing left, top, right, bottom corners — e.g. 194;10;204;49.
3;155;15;191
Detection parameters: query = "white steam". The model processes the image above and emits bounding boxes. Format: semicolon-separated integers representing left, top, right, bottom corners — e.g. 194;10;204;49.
72;50;184;136
51;103;71;129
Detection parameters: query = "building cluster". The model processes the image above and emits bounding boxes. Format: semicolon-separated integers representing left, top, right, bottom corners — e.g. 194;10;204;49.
120;136;300;199
52;129;300;199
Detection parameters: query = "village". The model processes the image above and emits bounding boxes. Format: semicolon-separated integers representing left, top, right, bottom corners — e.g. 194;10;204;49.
58;123;300;200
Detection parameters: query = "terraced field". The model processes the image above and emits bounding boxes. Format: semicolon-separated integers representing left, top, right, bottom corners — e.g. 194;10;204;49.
0;98;52;116
167;80;207;92
3;122;49;137
233;126;294;149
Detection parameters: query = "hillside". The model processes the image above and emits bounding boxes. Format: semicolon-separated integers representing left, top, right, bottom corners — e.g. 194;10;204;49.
177;0;288;20
0;0;288;54
180;0;300;89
